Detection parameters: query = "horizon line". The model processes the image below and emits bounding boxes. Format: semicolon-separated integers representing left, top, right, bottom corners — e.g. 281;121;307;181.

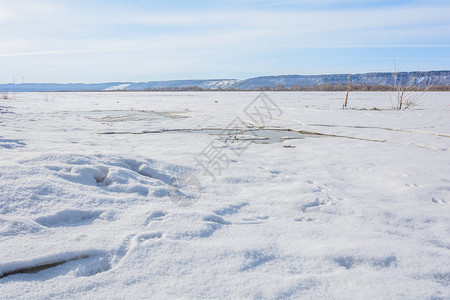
1;69;449;85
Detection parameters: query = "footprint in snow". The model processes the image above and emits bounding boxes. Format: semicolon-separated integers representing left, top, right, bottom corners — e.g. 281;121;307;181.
144;210;167;226
301;198;327;212
214;202;249;216
332;255;397;270
432;197;447;204
0;137;26;149
171;215;231;239
203;215;231;225
240;248;277;271
135;232;163;243
294;217;315;222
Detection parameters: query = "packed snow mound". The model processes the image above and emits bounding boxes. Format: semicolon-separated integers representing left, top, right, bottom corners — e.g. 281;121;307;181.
35;210;104;228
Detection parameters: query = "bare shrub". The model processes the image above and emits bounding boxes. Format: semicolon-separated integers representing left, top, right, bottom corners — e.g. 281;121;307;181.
1;91;11;100
391;70;433;110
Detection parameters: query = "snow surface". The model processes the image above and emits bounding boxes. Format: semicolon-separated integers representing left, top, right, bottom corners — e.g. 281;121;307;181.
0;91;449;299
202;79;243;89
104;84;131;91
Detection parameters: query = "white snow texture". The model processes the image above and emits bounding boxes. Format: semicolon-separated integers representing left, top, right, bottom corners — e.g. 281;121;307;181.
0;91;449;299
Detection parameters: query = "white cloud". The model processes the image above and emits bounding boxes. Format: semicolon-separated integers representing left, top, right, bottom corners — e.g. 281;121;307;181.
0;1;448;82
0;6;13;22
1;1;449;49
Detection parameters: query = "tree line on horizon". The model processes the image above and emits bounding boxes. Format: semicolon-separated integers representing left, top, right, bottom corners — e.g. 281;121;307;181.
142;83;450;92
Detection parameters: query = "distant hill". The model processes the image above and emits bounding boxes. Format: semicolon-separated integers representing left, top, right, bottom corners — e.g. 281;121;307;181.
232;71;449;89
0;82;132;92
1;71;449;92
126;79;241;90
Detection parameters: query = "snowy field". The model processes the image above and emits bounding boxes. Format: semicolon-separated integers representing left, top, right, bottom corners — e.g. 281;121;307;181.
0;91;449;299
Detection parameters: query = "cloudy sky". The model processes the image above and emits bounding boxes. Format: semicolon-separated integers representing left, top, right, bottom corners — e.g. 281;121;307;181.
0;0;449;83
